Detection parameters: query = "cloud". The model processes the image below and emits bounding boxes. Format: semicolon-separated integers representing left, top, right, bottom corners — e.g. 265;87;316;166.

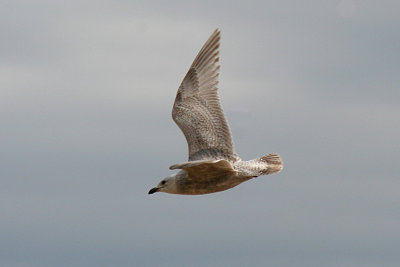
1;1;400;266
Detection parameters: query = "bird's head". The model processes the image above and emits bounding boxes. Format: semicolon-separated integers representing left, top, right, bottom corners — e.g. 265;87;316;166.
148;172;180;194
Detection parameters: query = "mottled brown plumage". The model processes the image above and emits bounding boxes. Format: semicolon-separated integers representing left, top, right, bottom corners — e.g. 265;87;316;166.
149;29;283;195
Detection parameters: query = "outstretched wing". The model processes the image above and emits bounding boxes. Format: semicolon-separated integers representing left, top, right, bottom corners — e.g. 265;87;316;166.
172;29;239;162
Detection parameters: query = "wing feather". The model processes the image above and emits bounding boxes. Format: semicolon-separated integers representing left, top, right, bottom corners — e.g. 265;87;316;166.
172;29;239;162
170;160;236;179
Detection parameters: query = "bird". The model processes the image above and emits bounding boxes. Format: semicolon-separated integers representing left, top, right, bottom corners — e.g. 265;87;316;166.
148;29;283;195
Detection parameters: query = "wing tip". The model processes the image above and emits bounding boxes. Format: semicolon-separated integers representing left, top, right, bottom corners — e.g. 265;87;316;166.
169;164;178;170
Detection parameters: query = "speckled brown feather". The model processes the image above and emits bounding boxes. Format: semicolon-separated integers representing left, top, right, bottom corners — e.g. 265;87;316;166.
172;29;239;162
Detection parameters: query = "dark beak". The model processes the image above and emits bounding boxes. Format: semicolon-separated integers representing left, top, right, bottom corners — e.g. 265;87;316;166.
148;187;159;194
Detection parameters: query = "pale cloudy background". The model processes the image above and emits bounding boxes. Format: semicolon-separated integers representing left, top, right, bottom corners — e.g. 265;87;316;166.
1;0;399;266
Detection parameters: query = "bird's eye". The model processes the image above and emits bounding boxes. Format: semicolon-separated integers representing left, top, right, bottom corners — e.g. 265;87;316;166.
161;180;166;185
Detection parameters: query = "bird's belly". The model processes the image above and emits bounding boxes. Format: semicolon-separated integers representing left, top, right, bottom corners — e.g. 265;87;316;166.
178;174;251;195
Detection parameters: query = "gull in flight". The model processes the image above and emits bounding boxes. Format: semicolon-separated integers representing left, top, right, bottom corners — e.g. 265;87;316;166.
149;29;283;195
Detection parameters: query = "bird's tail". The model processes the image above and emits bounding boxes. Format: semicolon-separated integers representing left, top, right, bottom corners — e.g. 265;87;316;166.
249;153;283;176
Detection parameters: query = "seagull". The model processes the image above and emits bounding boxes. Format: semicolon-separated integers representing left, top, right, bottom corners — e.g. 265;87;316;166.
149;29;283;195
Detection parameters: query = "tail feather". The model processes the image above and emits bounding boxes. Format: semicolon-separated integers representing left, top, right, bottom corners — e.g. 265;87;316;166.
258;153;283;175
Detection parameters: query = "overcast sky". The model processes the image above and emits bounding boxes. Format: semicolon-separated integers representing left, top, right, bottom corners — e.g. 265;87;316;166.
1;1;399;266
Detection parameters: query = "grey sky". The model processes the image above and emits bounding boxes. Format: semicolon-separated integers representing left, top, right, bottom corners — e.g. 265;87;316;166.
1;1;399;266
